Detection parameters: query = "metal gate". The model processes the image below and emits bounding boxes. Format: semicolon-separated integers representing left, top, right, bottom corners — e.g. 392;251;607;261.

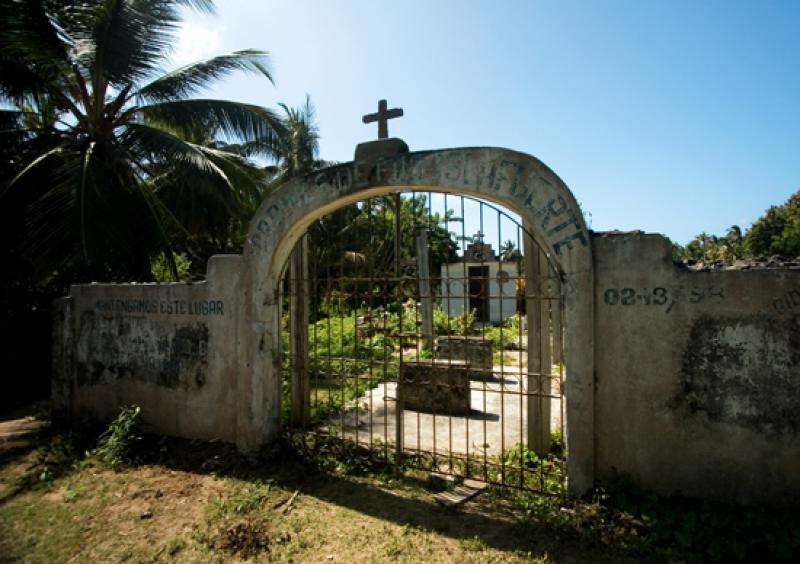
281;191;565;494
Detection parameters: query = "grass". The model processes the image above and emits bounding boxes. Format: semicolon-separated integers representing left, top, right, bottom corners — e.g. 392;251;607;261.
2;406;800;563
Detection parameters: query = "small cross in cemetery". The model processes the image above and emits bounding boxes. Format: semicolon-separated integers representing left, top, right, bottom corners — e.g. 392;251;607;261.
362;99;403;139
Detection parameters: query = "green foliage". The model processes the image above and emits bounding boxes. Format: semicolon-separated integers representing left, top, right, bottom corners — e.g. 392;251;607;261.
745;190;800;257
676;189;800;261
450;308;477;336
432;306;451;335
0;0;283;281
503;443;542;469
150;252;192;282
309;313;393;361
319;289;349;317
94;405;143;471
13;423;90;491
483;315;524;350
214;481;273;515
678;226;745;261
307;195;460;306
497;442;565;495
287;432;402;478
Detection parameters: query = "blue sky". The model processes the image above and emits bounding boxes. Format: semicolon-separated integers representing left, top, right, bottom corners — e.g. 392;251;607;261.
173;0;799;245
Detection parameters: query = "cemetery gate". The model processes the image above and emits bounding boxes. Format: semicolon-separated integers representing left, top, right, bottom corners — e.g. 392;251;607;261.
281;191;566;494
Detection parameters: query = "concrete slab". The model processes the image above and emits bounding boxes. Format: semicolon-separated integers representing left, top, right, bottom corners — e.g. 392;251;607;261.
319;362;562;458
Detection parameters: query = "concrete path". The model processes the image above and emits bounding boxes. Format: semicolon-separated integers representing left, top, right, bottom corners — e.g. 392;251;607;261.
321;366;562;457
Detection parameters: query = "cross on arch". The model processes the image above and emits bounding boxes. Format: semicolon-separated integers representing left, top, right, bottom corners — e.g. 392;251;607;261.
362;99;403;139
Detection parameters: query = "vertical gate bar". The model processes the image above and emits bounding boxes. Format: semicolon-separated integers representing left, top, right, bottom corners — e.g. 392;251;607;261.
516;225;524;488
557;269;566;494
479;202;487;481
353;275;359;447
497;210;506;486
381;199;389;462
367;278;375;452
524;228;545;457
394;192;403;469
324;241;334;439
339;269;346;444
382;275;390;462
290;235;310;427
538;247;552;456
416;230;434;351
280;262;289;433
311;244;317;433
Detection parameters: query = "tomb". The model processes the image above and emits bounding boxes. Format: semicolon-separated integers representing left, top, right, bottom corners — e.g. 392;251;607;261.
397;359;471;415
435;335;494;377
439;237;518;325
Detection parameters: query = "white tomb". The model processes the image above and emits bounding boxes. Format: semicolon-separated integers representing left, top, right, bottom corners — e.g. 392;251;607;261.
439;239;519;325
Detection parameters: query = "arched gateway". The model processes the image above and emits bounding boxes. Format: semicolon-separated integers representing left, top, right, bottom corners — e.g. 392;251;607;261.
238;147;594;494
54;140;800;505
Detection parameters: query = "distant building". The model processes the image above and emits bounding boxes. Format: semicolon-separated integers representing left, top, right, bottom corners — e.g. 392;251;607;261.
439;238;518;325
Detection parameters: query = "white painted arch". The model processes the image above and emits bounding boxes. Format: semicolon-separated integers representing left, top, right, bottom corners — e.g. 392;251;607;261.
238;147;595;494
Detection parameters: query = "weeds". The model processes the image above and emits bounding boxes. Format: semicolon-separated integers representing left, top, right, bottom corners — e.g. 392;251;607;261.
214;481;274;515
93;405;142;470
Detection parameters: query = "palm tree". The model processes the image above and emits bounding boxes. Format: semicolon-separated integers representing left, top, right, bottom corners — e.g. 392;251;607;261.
0;0;284;280
500;240;519;262
265;95;329;187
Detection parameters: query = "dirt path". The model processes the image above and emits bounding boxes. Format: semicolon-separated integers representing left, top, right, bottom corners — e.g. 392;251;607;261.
0;404;45;458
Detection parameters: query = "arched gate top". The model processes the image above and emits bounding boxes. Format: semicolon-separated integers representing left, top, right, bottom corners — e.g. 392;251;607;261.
244;147;591;287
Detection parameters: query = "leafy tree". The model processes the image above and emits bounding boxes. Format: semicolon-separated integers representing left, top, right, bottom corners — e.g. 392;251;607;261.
744;190;800;257
680;226;744;261
0;0;284;281
675;189;799;262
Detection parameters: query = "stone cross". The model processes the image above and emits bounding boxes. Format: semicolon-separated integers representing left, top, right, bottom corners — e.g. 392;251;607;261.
362;99;403;139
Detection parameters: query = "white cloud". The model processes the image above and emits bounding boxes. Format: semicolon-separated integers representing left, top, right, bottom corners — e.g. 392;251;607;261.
170;23;226;66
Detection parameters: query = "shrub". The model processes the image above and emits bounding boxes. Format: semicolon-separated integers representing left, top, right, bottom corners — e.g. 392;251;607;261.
94;405;142;470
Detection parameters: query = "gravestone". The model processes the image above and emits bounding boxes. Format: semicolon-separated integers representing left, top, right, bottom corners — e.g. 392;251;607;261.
436;336;493;379
398;359;471;415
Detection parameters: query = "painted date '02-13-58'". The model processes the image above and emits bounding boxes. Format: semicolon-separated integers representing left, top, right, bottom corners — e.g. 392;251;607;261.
604;287;668;306
603;286;724;313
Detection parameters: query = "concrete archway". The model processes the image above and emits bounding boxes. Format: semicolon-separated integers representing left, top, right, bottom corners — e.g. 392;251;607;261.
238;147;594;494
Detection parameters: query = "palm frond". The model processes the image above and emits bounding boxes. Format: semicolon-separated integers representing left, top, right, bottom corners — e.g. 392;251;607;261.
79;0;186;88
0;1;73;103
0;0;71;68
121;122;230;183
140;98;285;150
5;145;65;193
197;145;269;207
137;49;273;102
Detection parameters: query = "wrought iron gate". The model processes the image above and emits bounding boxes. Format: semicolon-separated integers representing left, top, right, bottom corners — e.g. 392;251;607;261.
281;191;565;494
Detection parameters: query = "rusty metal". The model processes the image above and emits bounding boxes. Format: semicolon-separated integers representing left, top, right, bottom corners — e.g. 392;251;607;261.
283;191;565;494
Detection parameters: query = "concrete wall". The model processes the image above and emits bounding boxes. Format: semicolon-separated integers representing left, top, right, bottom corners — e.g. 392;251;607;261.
593;232;800;506
50;147;799;507
52;255;242;443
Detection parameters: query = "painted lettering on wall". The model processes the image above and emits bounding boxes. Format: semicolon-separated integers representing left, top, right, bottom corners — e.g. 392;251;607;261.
773;289;800;314
249;151;590;256
603;286;725;313
94;299;225;316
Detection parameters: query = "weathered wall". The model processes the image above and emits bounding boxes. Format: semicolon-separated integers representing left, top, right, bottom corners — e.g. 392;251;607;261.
50;146;799;507
53;255;242;443
593;232;800;506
